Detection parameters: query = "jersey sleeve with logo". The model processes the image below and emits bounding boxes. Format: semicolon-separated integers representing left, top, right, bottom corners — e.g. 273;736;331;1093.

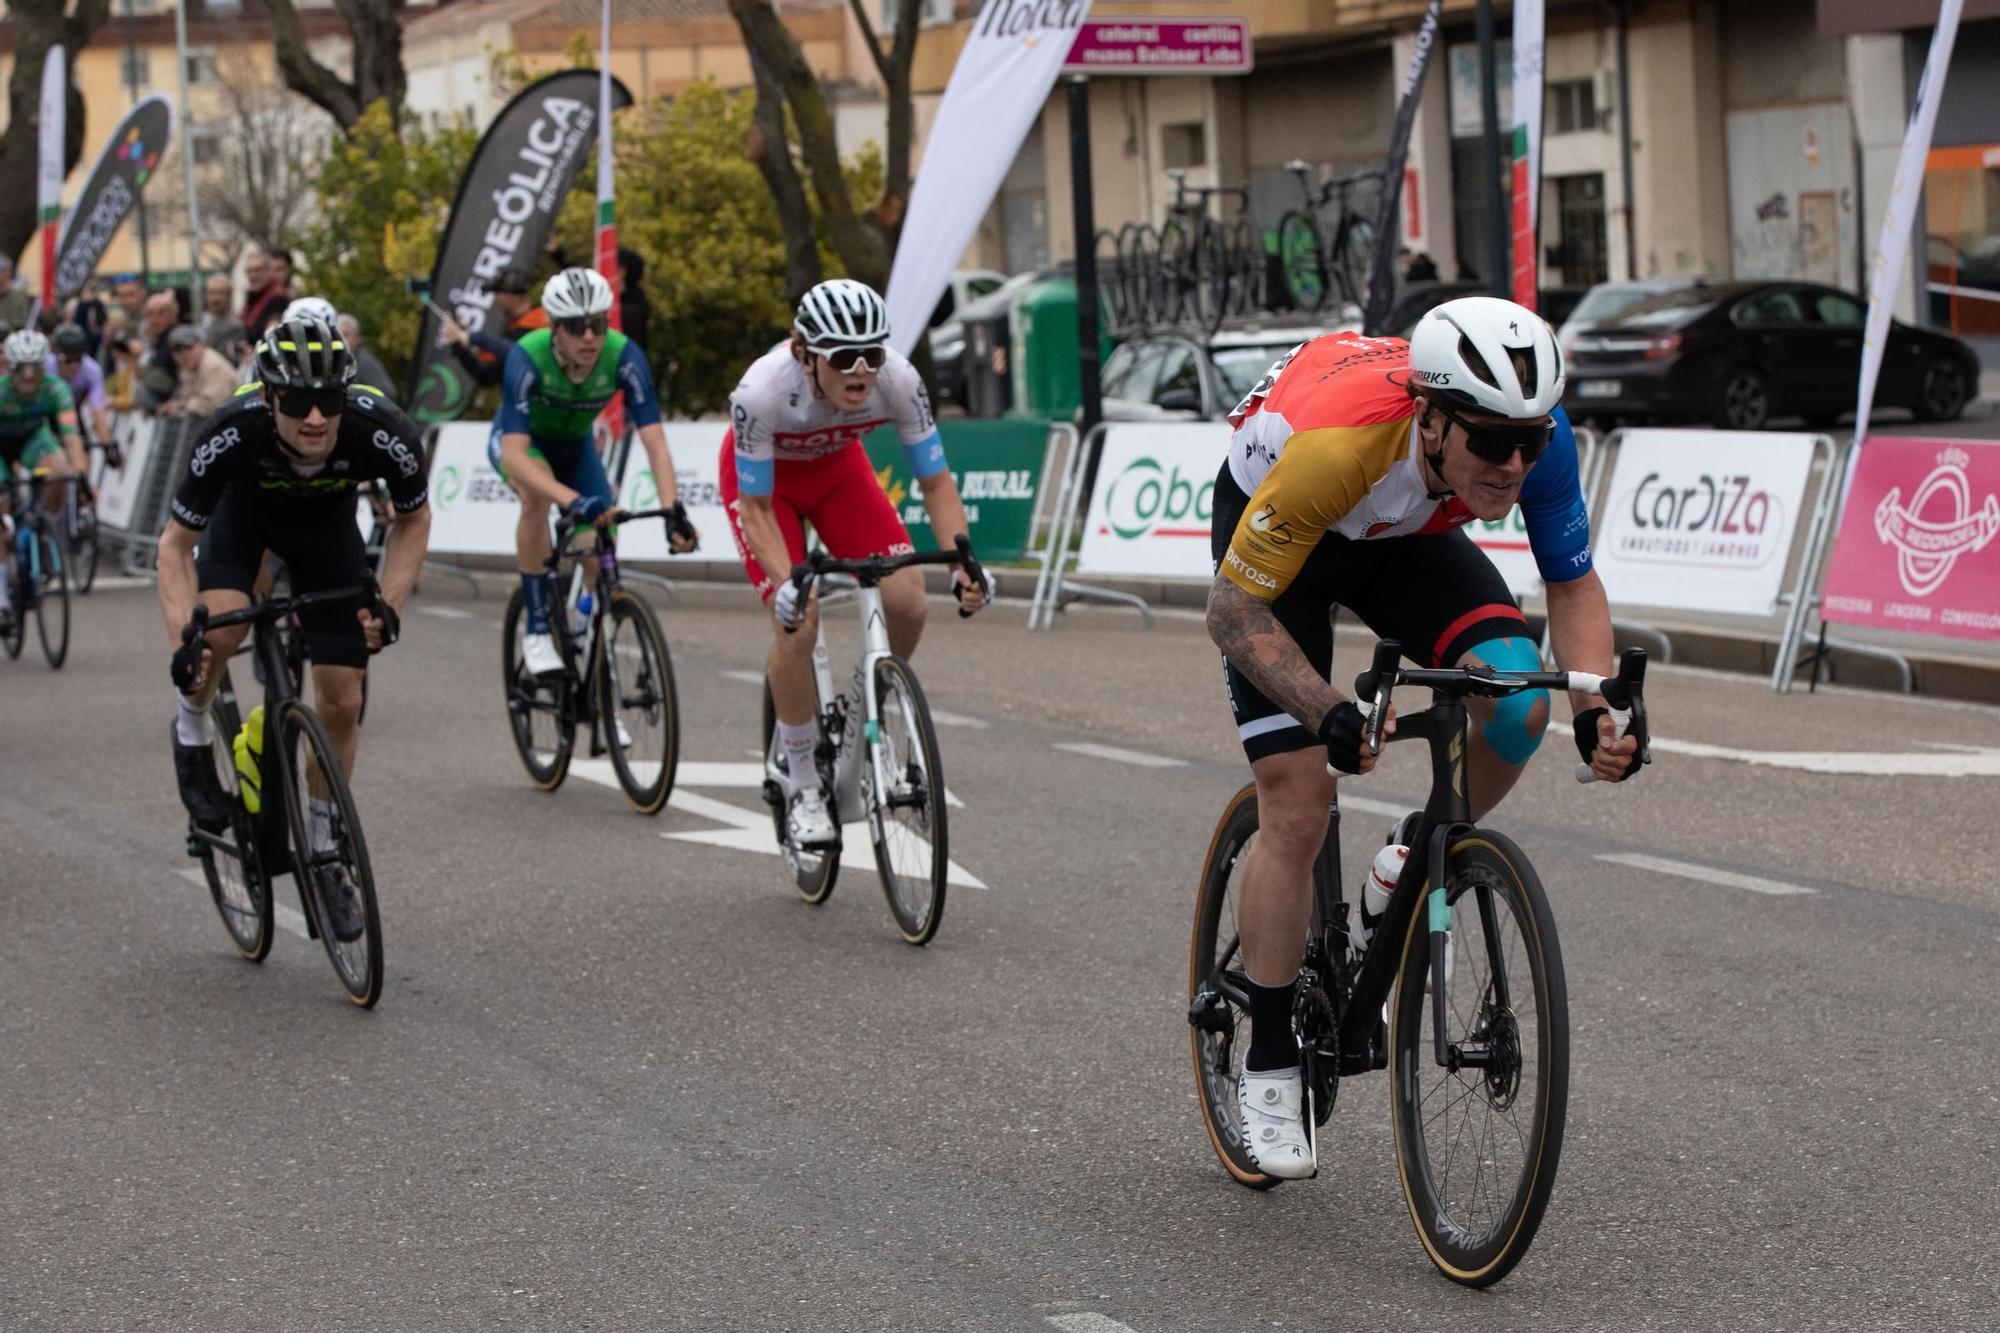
348;390;431;514
497;342;540;438
169;394;266;529
1516;407;1593;582
615;337;663;429
878;351;946;480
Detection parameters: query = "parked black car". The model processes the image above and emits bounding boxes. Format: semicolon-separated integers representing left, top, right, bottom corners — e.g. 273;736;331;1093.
1563;280;1980;430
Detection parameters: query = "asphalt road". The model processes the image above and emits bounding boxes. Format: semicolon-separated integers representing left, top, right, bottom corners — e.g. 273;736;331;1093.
5;576;1998;1331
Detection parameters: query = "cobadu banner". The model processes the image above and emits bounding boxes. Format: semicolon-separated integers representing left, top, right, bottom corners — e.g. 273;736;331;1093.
1077;423;1223;580
407;69;633;424
1821;437;2000;642
883;0;1093;357
1590;428;1818;616
51;95;173;302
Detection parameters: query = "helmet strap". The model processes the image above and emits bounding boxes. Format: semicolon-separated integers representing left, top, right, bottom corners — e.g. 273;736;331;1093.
1414;400;1452;498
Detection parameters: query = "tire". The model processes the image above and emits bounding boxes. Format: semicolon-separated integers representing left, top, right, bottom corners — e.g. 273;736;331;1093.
1129;224;1168;329
198;677;274;963
600;589;679;814
867;655;948;946
278;701;383;1008
1156;220;1190;326
4;551;27;660
502;586;574;792
1914;356;1971;423
1188;784;1284;1190
1094;227;1129;331
761;677;839;904
1388;830;1568;1287
1229;218;1265;317
1189;225;1227;334
71;504;99;595
1714;366;1771;431
1277;212;1328;312
33;525;69;670
1332;214;1376;310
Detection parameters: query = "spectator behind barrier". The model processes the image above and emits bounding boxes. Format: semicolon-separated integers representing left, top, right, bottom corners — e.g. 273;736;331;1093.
440;264;547;387
158;325;239;420
0;257;31;333
133;292;181;412
241;247;293;336
335;312;396;398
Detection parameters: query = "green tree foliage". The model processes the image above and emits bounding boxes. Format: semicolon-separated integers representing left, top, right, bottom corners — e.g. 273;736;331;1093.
296;102;477;397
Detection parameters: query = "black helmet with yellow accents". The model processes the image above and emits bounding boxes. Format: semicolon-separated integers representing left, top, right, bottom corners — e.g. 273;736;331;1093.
254;315;356;391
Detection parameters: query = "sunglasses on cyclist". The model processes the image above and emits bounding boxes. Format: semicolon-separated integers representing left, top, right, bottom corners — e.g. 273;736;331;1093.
272;385;346;419
1433;401;1554;466
814;345;887;374
555;315;610;337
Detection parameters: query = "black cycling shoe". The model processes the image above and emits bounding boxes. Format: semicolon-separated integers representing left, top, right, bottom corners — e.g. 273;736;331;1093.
313;863;366;943
172;720;232;832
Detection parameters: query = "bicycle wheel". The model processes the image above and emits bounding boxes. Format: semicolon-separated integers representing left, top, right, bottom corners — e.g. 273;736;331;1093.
1191;225;1228;334
1156;220;1190;325
1277;212;1328;312
761;678;839;904
501;587;574;791
600;588;679;814
1333;214;1377;311
1229;218;1265;317
3;560;25;659
33;526;69;670
1188;784;1283;1189
71;504;99;595
278;701;383;1007
198;678;274;962
1389;829;1568;1287
1094;227;1128;332
867;655;948;945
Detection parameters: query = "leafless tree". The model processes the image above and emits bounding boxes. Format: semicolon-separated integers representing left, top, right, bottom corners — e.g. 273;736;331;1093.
263;0;409;133
197;59;331;260
0;0;112;264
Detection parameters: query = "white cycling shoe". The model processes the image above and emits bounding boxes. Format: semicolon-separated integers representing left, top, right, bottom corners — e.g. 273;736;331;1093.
521;631;564;678
785;785;839;848
1238;1067;1317;1180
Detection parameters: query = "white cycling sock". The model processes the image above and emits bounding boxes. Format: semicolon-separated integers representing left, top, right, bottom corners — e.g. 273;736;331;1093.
777;720;817;795
175;693;208;747
309;797;338;853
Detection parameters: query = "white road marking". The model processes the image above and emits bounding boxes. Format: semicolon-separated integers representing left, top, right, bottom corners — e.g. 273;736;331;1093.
416;604;475;621
720;669;766;686
83;575;155;591
1596;852;1818;897
1645;735;2000;777
570;758;961;807
1053;741;1186;768
1047;1316;1141;1333
928;708;989;729
1335;791;1415;820
177;867;309;939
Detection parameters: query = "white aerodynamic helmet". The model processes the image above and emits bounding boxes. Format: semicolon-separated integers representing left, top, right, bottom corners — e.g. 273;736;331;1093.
1408;296;1565;419
4;329;50;366
283;295;338;326
793;279;889;351
542;267;614;320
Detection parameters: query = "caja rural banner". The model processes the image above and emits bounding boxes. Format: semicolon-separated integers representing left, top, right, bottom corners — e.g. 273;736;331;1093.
1820;437;2000;643
1590;429;1817;616
1076;424;1223;580
52;96;173;302
861;419;1052;563
883;0;1093;357
408;69;633;424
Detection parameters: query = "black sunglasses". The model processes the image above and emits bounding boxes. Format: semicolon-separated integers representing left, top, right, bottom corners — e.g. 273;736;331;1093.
272;386;346;419
1433;400;1554;465
555;315;610;337
816;345;886;374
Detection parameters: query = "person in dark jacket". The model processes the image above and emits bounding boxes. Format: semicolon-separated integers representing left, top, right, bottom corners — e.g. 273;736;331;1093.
440;265;548;386
616;247;651;357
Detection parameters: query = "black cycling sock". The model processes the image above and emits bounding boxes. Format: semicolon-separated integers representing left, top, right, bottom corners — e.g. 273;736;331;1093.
1244;975;1299;1073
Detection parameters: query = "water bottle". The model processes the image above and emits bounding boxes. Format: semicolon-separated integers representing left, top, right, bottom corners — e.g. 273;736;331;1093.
1348;843;1408;959
575;589;593;620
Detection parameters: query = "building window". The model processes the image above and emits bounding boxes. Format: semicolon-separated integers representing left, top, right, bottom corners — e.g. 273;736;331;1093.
192;129;224;168
1161;123;1206;172
1548;80;1600;135
120;46;150;89
1553;174;1609;287
186;47;221;86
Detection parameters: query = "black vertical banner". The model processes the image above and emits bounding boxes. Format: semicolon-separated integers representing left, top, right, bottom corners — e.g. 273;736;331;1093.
51;95;174;301
407;69;633;423
1362;0;1445;336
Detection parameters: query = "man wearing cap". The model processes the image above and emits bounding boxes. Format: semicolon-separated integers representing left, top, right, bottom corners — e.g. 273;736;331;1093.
0;258;32;334
157;325;240;419
441;265;549;386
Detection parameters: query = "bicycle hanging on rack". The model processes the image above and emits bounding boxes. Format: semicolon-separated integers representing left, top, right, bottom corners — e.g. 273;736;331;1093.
1157;169;1254;335
1276;160;1382;314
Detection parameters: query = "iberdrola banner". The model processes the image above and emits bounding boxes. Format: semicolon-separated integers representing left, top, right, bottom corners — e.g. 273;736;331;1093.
408;68;633;422
36;45;66;312
884;0;1092;357
1508;0;1545;312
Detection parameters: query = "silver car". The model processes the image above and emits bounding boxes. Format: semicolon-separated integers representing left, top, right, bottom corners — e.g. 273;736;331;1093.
1098;318;1347;422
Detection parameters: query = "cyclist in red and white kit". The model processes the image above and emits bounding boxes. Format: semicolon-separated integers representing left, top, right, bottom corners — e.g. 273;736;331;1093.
723;279;994;847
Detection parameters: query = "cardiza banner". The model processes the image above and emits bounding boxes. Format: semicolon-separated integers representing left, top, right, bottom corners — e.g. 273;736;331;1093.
407;69;633;423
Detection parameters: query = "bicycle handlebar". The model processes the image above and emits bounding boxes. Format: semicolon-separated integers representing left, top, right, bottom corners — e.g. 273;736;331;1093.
188;578;379;635
790;534;987;617
549;504;692;563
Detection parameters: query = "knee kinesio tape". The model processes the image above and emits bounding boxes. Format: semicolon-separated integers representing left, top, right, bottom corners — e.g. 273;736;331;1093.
1470;636;1548;765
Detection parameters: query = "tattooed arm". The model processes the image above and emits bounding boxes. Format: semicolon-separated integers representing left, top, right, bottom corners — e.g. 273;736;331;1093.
1206;575;1339;727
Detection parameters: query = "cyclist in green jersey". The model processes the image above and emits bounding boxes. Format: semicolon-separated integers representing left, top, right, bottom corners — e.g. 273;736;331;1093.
0;330;87;632
493;267;697;675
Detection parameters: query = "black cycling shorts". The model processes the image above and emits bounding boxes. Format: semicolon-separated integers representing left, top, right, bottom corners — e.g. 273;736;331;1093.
1210;462;1530;762
196;484;371;670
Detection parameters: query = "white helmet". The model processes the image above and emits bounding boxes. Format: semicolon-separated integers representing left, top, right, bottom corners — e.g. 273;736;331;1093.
4;329;49;366
793;278;889;350
543;267;614;320
283;295;338;326
1408;296;1564;419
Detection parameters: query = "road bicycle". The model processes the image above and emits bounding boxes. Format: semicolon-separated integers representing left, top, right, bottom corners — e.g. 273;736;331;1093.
1276;160;1381;313
184;582;387;1007
3;470;72;669
760;535;986;946
57;468;99;595
1189;640;1649;1285
1158;169;1256;335
502;507;682;813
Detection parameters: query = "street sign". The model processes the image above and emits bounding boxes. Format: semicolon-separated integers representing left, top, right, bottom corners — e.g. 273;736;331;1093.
1063;18;1252;76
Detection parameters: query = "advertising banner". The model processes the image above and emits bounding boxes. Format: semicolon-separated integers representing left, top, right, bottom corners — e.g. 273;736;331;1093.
423;423;525;557
1076;423;1223;580
1062;19;1250;76
36;45;65;311
1820;436;2000;642
609;422;733;563
1362;0;1445;336
1591;429;1817;615
51;95;173;302
94;413;153;531
861;419;1050;563
1508;0;1544;312
884;0;1093;358
408;70;633;423
1467;512;1544;600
